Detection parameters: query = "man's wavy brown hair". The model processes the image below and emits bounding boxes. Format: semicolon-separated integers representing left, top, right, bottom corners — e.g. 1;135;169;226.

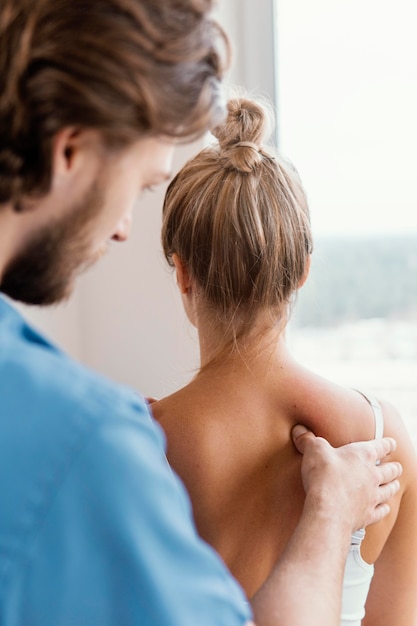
0;0;229;208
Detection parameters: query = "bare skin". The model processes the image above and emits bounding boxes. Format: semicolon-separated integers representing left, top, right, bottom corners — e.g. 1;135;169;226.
152;282;417;625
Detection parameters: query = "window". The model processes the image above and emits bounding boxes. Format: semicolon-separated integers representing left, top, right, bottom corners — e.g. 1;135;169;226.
275;0;417;445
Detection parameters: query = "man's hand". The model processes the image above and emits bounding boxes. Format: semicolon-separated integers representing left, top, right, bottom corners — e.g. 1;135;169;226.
292;425;402;532
251;425;400;626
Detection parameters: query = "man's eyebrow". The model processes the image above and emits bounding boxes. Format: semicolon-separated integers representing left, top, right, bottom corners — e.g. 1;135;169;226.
149;170;172;186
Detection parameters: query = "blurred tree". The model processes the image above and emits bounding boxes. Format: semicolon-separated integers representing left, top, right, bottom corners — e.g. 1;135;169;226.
293;236;417;327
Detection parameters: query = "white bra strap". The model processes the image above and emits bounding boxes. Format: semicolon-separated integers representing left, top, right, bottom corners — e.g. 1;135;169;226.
354;390;384;438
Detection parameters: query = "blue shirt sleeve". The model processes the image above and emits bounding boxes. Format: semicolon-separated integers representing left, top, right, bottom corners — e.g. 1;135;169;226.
6;403;252;626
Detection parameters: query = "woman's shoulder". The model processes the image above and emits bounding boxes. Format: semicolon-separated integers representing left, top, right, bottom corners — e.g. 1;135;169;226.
288;368;417;563
281;366;381;446
301;370;414;468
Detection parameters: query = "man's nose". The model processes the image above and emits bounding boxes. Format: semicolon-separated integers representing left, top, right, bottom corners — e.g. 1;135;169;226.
112;214;132;242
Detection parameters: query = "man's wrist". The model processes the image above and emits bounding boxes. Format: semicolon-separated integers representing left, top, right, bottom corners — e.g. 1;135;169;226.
302;490;353;552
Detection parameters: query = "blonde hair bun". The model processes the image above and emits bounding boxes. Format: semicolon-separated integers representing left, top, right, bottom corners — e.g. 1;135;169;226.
212;97;273;173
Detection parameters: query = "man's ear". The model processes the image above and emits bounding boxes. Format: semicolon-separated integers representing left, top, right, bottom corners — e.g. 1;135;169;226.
298;254;311;289
172;253;191;295
50;128;80;186
50;127;101;190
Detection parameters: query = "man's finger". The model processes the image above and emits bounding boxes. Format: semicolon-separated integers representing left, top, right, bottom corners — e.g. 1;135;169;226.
292;424;317;454
377;461;402;485
372;437;397;462
376;479;401;508
370;503;391;525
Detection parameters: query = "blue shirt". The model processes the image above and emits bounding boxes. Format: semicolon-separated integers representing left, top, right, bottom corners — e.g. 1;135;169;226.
0;296;251;626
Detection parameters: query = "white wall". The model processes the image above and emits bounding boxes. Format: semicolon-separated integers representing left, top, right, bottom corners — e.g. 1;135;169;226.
19;0;276;397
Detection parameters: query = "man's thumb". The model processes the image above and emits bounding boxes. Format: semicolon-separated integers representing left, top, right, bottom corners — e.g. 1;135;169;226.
292;424;315;454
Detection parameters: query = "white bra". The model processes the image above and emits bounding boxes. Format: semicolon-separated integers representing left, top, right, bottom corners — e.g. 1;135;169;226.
340;390;384;625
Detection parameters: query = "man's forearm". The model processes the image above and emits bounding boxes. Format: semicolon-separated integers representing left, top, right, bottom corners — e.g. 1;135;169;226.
250;493;351;626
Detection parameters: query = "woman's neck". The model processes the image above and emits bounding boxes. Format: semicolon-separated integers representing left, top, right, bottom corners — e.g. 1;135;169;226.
196;313;292;377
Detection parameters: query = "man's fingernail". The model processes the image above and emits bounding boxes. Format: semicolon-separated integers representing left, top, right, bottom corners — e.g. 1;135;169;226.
292;424;309;438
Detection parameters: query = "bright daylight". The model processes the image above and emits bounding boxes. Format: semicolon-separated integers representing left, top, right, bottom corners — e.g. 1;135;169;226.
276;0;417;446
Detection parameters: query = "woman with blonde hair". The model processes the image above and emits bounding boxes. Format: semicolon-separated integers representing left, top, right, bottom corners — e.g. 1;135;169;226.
151;97;417;625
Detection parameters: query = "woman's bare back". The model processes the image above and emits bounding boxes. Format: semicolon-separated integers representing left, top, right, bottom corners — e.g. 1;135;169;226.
152;353;412;600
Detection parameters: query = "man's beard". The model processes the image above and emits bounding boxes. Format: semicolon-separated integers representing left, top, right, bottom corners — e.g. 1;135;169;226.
1;179;107;306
